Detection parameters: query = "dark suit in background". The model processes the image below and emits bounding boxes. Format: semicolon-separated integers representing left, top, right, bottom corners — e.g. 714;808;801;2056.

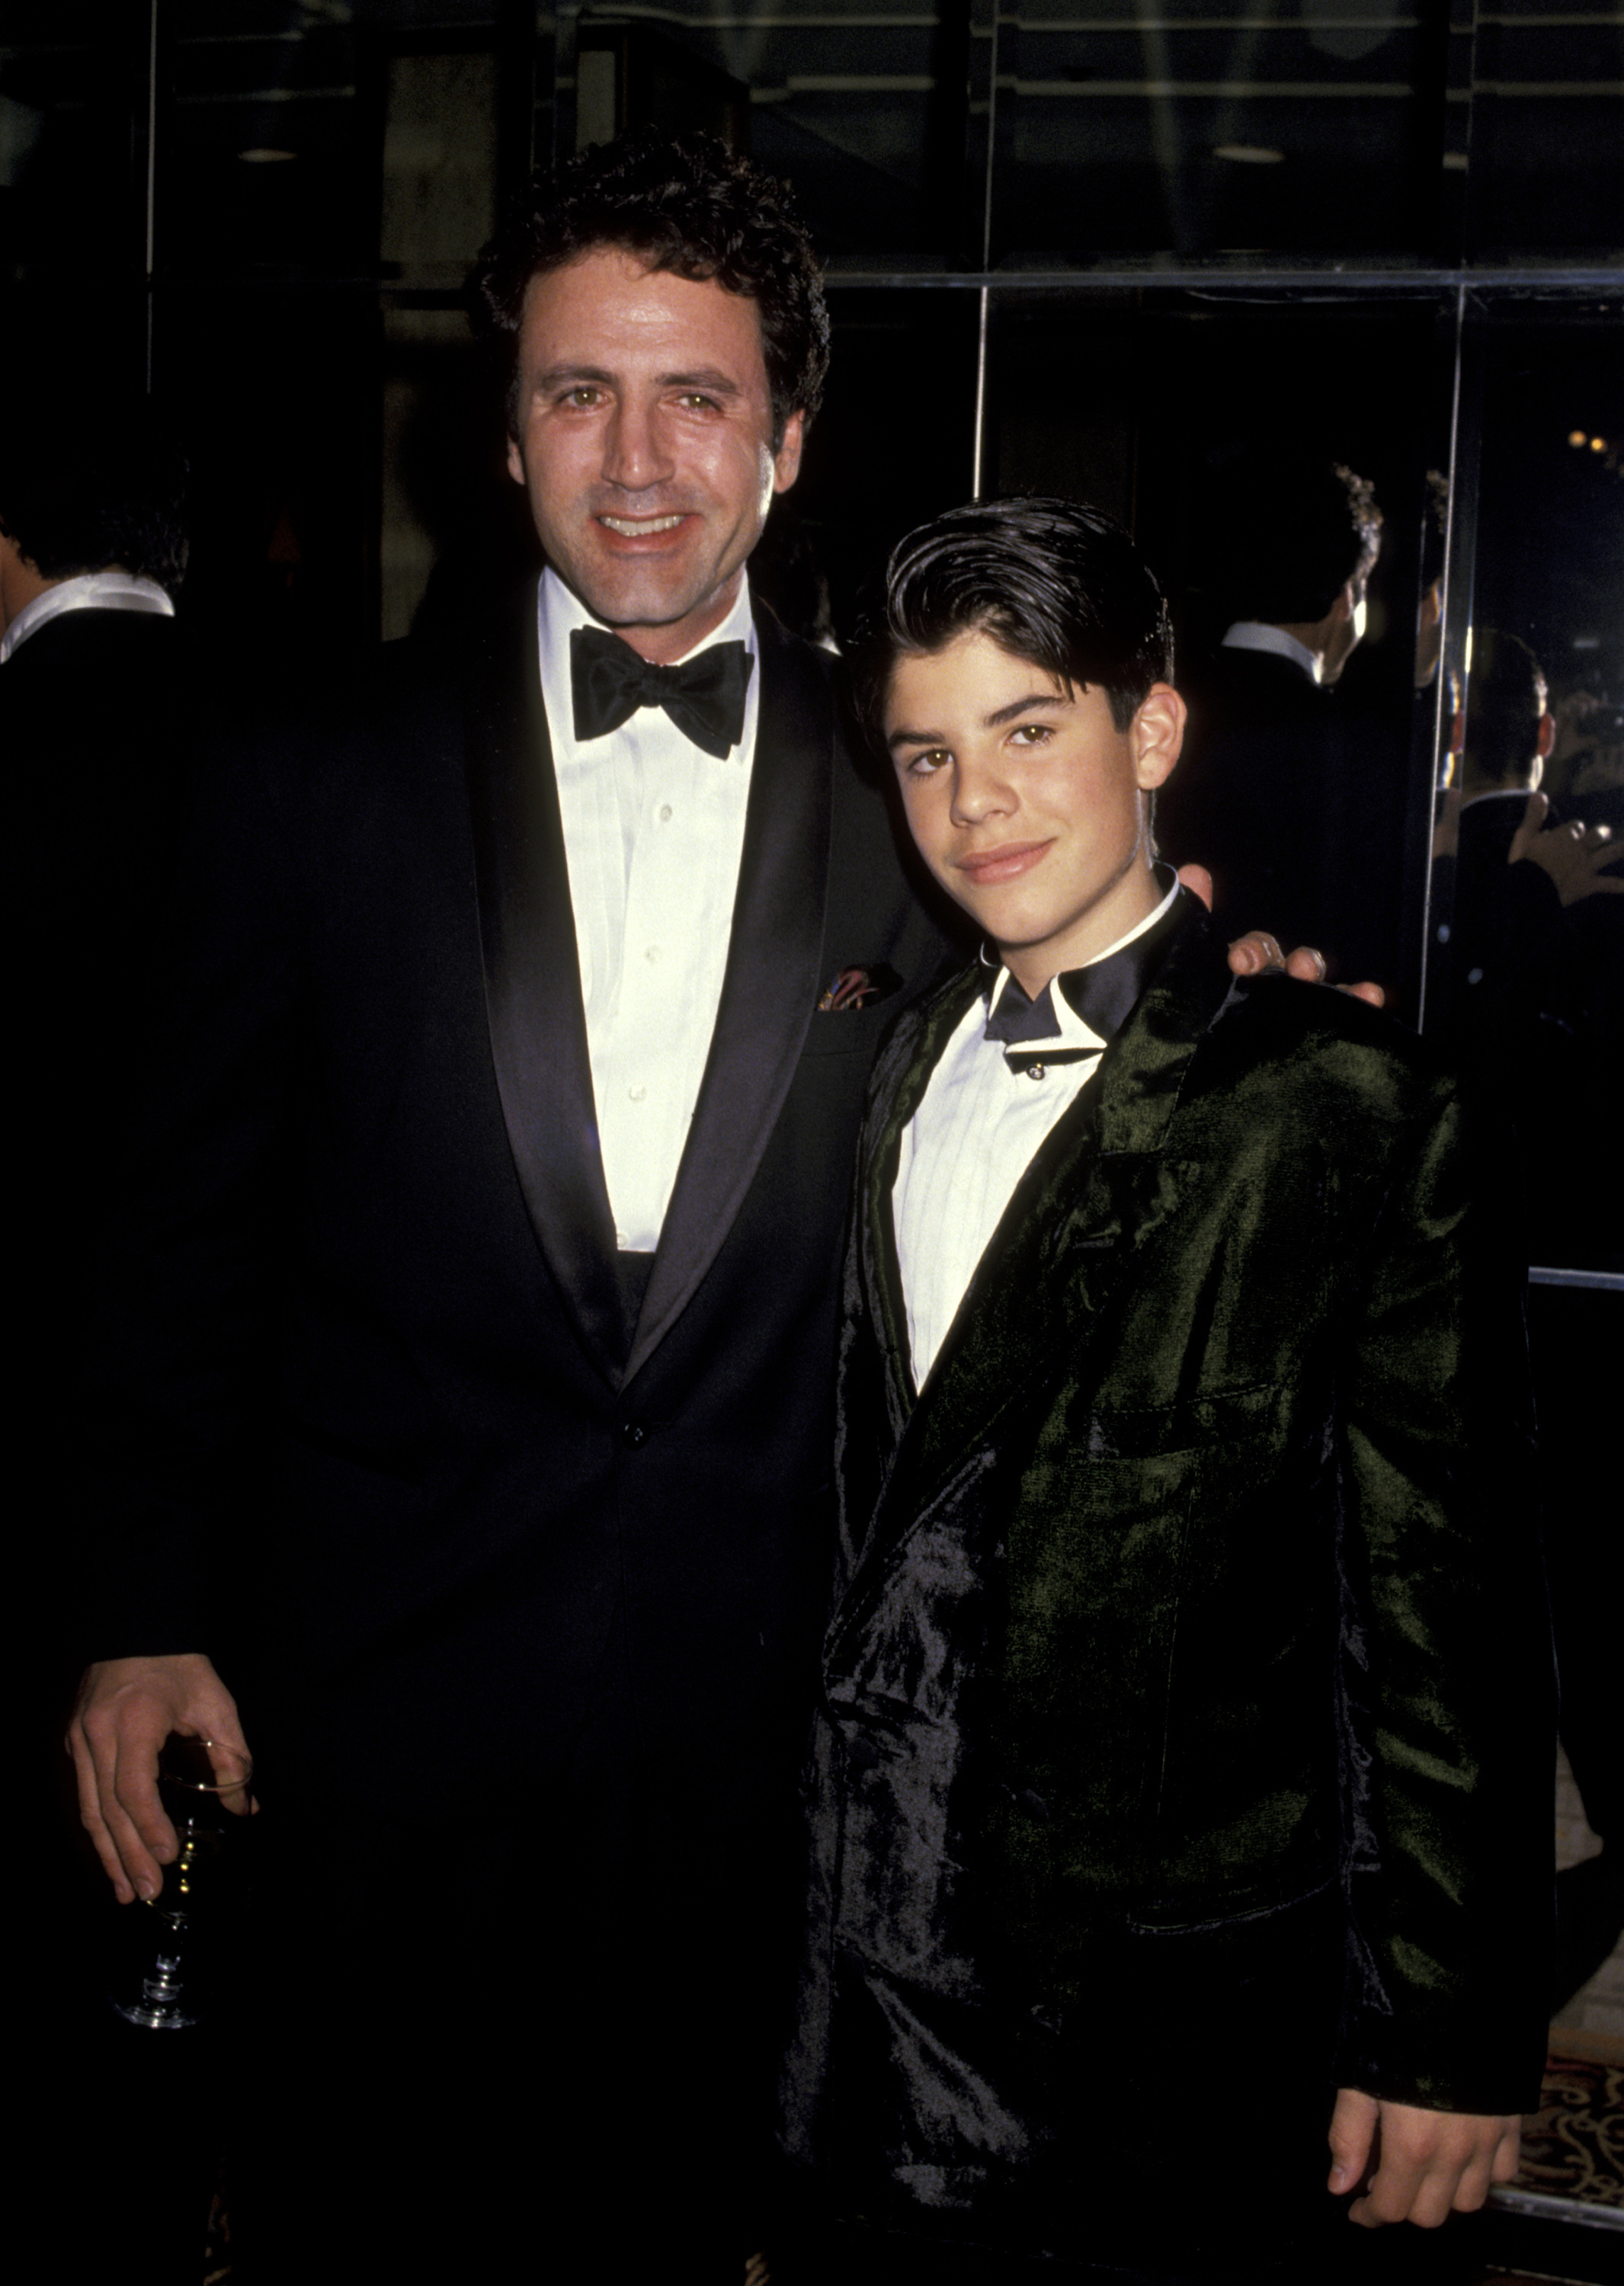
87;585;948;2268
1158;642;1390;987
782;899;1552;2279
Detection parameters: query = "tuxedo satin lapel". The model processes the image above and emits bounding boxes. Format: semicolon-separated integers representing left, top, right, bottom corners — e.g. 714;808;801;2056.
463;583;629;1382
865;969;987;1429
851;900;1235;1599
623;608;833;1385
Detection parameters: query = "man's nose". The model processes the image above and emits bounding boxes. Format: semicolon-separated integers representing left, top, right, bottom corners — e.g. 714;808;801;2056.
602;397;673;491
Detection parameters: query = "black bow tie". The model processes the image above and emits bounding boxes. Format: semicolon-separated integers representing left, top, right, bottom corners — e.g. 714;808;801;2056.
984;889;1184;1055
570;626;753;760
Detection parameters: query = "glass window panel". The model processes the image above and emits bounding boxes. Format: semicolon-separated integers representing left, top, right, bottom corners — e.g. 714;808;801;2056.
556;2;972;264
984;4;1454;263
1423;298;1623;1273
1464;2;1624;258
777;284;984;626
1;0;149;304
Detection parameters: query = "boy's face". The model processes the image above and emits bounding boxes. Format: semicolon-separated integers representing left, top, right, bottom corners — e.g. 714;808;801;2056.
885;629;1185;993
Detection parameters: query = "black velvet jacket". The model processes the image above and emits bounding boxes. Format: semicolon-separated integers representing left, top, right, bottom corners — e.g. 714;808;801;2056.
781;897;1552;2250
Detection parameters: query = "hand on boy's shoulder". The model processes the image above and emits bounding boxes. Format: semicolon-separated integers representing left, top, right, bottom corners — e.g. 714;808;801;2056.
1327;2087;1520;2230
1174;863;1386;1007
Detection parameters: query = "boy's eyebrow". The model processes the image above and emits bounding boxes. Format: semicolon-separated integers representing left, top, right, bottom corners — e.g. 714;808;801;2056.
984;690;1069;728
887;689;1068;751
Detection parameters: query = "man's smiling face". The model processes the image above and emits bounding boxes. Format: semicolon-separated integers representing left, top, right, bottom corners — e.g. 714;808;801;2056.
505;245;804;664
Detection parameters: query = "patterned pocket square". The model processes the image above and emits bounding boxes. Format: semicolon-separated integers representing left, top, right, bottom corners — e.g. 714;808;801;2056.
818;964;901;1013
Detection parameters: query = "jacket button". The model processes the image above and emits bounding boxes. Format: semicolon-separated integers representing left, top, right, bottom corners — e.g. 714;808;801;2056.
845;1734;880;1774
620;1420;649;1449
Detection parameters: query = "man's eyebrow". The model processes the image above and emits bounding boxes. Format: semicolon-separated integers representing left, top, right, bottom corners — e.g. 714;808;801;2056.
533;363;615;392
658;367;743;397
531;364;745;399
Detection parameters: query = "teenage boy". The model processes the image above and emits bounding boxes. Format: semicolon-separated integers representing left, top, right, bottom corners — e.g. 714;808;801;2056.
780;498;1552;2283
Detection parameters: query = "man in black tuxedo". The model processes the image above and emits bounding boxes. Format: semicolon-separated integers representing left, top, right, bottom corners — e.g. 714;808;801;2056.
65;133;951;2274
5;395;192;1705
65;139;1339;2272
1158;451;1384;980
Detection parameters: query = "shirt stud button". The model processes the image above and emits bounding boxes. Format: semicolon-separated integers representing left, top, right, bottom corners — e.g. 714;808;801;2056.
629;1083;646;1102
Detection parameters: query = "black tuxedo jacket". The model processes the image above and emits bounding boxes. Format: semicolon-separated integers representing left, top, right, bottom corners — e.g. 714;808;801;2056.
88;585;950;1827
782;901;1552;2256
1158;642;1390;984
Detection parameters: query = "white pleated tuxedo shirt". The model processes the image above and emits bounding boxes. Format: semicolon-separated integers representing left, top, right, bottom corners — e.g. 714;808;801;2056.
536;568;759;1253
894;879;1180;1390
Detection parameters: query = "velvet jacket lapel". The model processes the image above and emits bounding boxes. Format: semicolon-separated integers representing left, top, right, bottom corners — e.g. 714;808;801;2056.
624;606;833;1385
846;898;1235;1601
463;582;630;1383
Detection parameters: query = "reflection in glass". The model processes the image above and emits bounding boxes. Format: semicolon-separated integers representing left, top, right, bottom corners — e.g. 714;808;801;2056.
1424;305;1623;1279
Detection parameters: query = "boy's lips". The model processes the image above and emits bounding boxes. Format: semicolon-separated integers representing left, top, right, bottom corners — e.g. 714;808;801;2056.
956;839;1053;885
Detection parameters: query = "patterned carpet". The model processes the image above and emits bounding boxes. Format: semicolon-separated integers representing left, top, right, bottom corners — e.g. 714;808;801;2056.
1493;2032;1623;2224
1469;2030;1623;2284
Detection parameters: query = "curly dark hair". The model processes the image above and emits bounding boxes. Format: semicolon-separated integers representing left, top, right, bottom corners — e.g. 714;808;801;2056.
849;496;1175;753
0;393;187;595
469;130;829;453
1209;450;1382;627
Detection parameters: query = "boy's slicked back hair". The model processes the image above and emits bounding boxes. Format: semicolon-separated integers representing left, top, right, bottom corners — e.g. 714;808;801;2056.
469;128;829;453
851;495;1174;749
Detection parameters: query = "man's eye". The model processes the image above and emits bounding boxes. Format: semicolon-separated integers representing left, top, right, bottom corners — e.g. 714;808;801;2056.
676;392;719;411
559;386;601;408
1010;723;1052;746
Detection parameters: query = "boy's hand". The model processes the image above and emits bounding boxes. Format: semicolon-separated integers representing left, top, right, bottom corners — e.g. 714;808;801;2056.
1174;864;1385;1006
1328;2087;1520;2228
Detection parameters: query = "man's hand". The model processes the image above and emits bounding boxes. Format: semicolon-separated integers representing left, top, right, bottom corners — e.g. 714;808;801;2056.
1328;2087;1520;2229
1174;863;1385;1007
1508;790;1622;908
67;1654;255;1904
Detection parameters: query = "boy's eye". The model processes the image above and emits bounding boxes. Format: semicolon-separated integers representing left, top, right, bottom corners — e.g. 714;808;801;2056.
902;749;949;776
1010;722;1053;746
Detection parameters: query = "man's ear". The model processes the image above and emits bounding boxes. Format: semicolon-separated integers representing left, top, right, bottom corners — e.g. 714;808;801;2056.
772;409;806;495
1536;709;1556;760
1132;684;1187;789
505;436;525;487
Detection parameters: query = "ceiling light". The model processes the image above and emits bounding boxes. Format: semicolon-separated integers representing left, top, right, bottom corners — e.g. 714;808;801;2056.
239;149;297;164
1590;436;1607;452
1212;144;1285;165
1568;431;1588;447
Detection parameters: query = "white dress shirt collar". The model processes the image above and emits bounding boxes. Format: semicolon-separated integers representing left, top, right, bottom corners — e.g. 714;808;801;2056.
982;869;1183;1046
1221;620;1322;684
1;570;175;664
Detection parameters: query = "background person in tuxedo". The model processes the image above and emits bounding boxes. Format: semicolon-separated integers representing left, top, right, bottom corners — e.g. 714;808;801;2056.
5;389;192;1794
63;138;1350;2275
1158;450;1384;980
780;499;1551;2283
